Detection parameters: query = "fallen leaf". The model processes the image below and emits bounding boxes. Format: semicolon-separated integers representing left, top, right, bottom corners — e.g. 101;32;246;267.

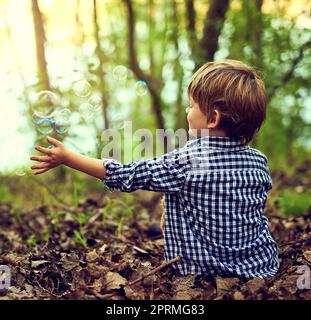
103;272;127;291
216;277;240;296
303;250;311;263
31;260;49;268
174;284;202;300
86;250;99;262
244;278;266;293
233;291;244;300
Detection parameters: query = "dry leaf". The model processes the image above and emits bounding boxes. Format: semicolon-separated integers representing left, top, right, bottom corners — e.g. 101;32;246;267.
244;278;266;293
216;277;240;296
103;272;127;291
303;250;311;263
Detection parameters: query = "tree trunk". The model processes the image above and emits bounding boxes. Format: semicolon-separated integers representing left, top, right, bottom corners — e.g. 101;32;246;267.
185;0;197;57
197;0;230;66
93;0;109;129
172;0;187;132
253;0;263;68
31;0;50;91
123;0;165;130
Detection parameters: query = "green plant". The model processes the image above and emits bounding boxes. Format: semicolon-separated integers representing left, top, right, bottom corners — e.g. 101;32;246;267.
42;225;50;242
278;189;311;217
48;210;69;231
73;230;87;247
101;195;137;236
72;179;79;208
26;234;37;247
75;212;90;228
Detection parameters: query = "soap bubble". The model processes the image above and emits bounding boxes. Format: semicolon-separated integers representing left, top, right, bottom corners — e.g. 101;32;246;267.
73;80;92;97
135;80;148;96
53;109;71;134
32;108;71;135
36;118;54;135
33;91;59;116
113;65;128;81
15;166;27;177
54;108;72;123
32;111;53;125
79;103;94;121
88;95;102;112
55;118;70;134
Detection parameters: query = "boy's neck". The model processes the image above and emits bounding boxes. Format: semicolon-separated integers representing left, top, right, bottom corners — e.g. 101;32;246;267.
200;128;227;138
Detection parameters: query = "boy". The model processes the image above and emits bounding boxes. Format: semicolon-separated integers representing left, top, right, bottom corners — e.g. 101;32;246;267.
30;60;279;279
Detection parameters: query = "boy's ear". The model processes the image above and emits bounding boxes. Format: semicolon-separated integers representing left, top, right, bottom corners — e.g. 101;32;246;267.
207;109;221;129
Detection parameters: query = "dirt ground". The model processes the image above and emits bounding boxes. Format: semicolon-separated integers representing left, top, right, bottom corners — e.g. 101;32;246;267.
0;192;310;300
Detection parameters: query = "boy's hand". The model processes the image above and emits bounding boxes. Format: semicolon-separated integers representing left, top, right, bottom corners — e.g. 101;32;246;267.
30;136;68;175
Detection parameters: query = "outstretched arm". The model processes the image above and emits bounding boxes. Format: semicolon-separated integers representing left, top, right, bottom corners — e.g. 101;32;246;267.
30;136;106;180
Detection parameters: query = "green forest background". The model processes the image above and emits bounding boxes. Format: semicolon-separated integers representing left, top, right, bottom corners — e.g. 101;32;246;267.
0;0;310;219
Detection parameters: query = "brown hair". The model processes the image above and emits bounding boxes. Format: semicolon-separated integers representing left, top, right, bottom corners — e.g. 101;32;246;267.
188;60;267;144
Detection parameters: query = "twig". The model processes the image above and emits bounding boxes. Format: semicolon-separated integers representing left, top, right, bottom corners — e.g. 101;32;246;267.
128;256;182;286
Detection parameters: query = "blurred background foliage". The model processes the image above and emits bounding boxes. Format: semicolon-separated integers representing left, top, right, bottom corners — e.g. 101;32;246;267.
0;0;310;216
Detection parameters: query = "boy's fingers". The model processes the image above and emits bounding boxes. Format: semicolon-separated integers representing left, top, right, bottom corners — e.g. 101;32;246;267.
30;155;51;162
46;136;62;147
35;145;52;155
31;163;51;170
33;168;50;175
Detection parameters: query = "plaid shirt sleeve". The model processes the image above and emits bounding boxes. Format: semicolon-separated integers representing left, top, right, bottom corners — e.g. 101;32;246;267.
101;148;186;193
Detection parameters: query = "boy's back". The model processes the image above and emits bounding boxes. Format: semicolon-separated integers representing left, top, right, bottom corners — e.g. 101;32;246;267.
162;135;279;278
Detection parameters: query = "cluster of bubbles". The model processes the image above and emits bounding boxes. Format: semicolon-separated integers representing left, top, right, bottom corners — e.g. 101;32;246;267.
20;66;149;177
112;65;148;96
32;82;103;136
32;91;72;135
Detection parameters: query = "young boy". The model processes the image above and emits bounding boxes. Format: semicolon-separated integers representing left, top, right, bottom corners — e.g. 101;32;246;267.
30;60;279;279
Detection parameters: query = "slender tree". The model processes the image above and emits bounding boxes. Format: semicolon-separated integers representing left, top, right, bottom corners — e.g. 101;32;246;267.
93;0;109;129
197;0;230;66
31;0;50;91
185;0;197;57
123;0;166;130
172;0;187;131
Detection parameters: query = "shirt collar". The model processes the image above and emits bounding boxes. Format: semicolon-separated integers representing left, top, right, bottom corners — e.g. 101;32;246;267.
186;135;249;150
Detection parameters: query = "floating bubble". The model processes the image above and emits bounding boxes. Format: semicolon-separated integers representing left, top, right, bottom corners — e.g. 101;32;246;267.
37;118;54;135
33;91;59;116
55;118;70;134
52;108;71;134
135;80;148;96
88;95;102;112
32;111;53;125
73;80;92;97
113;65;128;81
79;103;94;121
15;166;27;177
54;108;72;123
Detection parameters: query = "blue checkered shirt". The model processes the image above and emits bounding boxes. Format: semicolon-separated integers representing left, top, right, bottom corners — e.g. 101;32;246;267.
102;135;280;279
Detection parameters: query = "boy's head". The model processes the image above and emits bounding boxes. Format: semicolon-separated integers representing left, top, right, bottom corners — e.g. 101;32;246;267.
187;59;267;143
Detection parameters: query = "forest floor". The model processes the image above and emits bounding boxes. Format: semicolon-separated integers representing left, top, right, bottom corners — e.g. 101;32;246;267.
0;190;310;300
